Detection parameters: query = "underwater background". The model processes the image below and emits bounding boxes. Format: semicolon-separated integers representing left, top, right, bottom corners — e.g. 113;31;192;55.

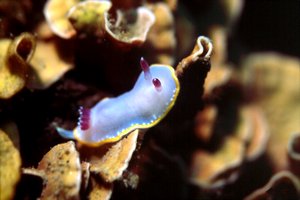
0;0;299;199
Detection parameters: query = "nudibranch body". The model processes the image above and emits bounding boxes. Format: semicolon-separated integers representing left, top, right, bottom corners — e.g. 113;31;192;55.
57;58;179;146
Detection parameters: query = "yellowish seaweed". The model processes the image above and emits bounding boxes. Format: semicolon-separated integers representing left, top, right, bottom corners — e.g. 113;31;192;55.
0;129;21;200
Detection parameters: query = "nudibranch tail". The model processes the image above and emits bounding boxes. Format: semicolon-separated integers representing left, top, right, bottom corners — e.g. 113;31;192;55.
56;127;75;139
78;107;91;131
140;57;151;80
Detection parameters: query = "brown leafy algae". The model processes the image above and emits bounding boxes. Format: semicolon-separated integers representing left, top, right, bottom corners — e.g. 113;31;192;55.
190;30;269;190
288;133;300;177
38;141;81;200
23;141;81;200
67;0;156;47
0;129;21;200
245;171;300;200
0;33;36;99
44;0;78;39
88;177;113;200
0;31;73;94
88;130;139;183
67;0;112;38
241;52;300;171
104;6;155;46
176;36;213;76
145;2;176;65
27;39;74;89
191;106;268;189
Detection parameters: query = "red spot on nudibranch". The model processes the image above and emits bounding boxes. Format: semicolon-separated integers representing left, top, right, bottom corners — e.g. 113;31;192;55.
140;57;151;80
79;107;90;131
152;78;162;91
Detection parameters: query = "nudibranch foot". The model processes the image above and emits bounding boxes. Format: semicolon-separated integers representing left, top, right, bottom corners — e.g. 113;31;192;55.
56;127;75;140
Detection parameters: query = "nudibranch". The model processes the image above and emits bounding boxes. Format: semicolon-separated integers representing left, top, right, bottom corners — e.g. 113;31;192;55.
57;58;180;146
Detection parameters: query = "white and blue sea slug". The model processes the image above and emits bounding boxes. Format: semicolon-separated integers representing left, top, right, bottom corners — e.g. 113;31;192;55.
57;58;180;146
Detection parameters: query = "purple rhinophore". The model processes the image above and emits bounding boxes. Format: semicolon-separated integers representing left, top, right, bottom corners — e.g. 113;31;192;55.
140;57;151;80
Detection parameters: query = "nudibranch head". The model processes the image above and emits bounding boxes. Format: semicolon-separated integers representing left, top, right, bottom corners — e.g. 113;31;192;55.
57;58;179;147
